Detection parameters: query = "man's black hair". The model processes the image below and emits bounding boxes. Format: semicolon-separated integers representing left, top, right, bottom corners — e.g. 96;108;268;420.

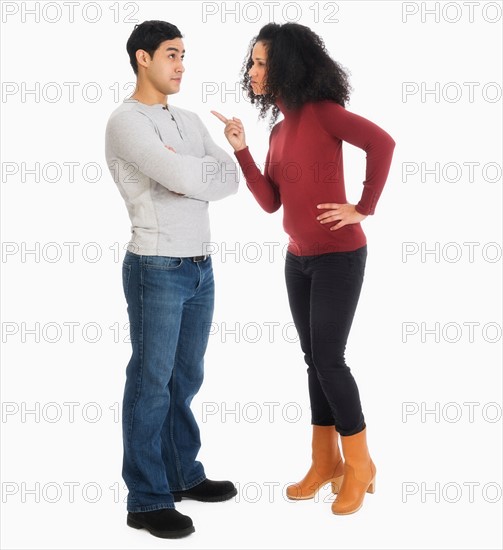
126;20;183;75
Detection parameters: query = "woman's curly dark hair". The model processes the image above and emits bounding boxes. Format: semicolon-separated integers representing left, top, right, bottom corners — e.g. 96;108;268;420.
241;22;352;128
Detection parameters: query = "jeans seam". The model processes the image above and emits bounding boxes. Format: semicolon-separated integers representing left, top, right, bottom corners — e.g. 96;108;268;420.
194;262;202;292
169;364;184;487
126;260;145;505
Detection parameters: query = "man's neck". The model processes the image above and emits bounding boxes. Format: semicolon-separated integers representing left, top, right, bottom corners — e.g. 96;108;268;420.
130;88;168;107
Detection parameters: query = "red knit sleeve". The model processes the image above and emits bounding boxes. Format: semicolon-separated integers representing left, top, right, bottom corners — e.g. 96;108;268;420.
313;101;395;215
234;128;281;214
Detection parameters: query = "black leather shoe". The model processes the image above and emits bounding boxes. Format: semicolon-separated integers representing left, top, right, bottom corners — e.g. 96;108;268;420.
172;479;237;502
127;508;194;539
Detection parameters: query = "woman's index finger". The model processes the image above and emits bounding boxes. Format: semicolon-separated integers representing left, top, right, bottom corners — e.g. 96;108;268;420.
210;110;228;124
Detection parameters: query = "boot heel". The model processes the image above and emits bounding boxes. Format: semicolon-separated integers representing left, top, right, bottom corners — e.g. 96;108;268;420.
366;477;376;494
331;475;344;494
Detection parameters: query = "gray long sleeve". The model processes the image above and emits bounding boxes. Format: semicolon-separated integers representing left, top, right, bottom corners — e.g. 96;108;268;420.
104;99;239;257
106;109;237;198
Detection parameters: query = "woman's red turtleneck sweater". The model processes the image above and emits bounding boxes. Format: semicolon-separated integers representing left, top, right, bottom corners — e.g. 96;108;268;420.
234;99;396;256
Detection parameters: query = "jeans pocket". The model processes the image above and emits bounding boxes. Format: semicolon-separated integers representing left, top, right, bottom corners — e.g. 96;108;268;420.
122;263;132;300
144;256;184;270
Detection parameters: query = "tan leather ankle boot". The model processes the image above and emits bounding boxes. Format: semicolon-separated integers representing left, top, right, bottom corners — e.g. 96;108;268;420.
331;427;376;515
286;425;344;500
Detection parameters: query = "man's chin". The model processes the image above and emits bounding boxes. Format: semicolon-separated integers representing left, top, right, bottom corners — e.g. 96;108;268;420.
166;82;181;95
166;84;181;95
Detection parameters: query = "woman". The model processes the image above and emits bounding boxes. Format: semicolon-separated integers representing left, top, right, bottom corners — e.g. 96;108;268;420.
212;22;395;515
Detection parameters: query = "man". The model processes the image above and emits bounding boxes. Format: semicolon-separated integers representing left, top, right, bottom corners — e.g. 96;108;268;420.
104;20;239;539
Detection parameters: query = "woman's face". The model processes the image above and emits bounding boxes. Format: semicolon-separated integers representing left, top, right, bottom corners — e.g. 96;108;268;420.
248;41;268;95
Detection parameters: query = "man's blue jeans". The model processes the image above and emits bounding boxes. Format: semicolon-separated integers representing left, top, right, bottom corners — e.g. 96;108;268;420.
121;251;214;512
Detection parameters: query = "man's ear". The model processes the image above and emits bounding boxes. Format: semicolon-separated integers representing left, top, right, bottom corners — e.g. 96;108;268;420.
135;49;150;70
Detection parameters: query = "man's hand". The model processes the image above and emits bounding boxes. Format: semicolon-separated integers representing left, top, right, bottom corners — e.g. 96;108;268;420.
211;111;247;152
316;203;367;231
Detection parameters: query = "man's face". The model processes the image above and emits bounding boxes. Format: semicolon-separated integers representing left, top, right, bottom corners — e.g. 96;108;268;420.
143;38;185;95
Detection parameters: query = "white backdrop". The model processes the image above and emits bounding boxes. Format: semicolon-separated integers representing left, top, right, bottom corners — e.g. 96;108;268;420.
1;1;502;549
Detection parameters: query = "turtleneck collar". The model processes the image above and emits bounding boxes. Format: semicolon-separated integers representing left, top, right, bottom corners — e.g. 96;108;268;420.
274;97;300;117
275;97;287;113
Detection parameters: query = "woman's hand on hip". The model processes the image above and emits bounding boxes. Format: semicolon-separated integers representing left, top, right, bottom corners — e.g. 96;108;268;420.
316;203;367;231
211;110;247;152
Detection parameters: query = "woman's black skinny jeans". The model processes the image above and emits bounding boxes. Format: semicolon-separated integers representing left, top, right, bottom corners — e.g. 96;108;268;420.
284;245;367;436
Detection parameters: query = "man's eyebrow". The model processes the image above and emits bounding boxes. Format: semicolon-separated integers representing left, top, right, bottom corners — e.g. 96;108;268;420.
166;47;185;53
